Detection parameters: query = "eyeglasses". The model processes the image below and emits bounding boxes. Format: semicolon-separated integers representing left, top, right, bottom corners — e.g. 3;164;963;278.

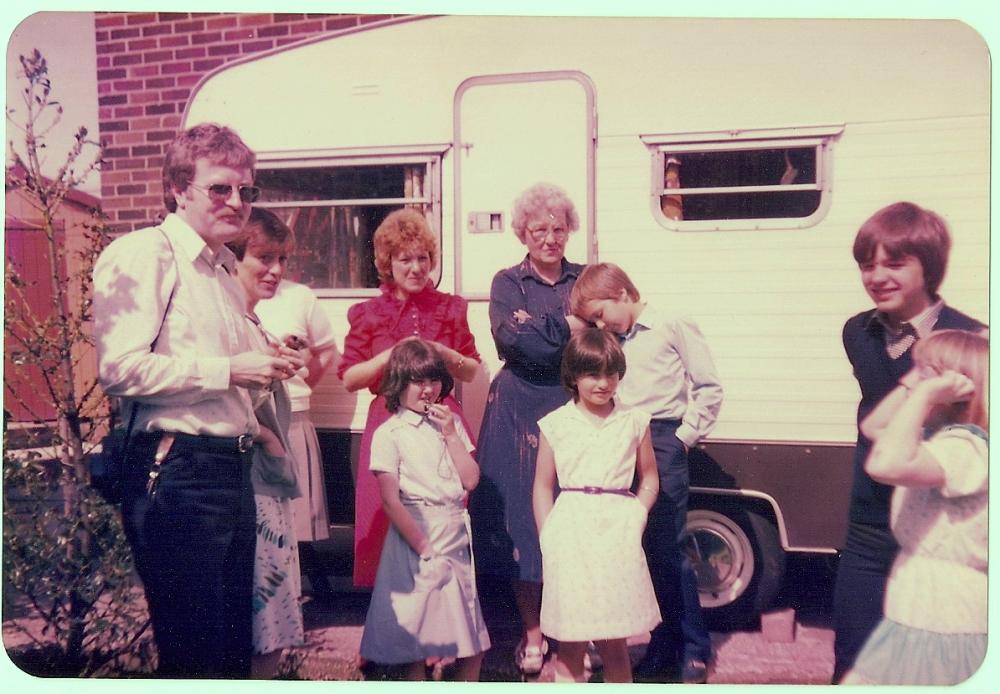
189;182;261;204
526;224;569;241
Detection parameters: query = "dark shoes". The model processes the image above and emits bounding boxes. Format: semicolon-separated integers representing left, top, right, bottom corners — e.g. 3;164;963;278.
681;658;709;684
634;650;709;684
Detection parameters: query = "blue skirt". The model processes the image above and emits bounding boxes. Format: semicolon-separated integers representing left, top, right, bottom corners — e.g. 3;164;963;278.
847;618;986;685
469;367;570;582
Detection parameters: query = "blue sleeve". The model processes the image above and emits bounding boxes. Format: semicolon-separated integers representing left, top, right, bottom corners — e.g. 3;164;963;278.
488;269;571;367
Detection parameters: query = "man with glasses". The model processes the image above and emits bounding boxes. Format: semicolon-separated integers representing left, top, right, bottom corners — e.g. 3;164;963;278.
94;123;301;678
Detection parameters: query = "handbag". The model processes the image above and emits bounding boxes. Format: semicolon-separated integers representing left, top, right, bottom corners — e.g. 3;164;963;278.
89;402;137;505
88;228;176;505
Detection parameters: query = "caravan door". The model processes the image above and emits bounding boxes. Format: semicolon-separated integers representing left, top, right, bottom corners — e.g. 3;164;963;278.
454;71;596;299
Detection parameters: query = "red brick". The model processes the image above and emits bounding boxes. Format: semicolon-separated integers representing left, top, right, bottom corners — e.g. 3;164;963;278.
161;89;191;101
98;93;125;108
193;58;225;72
117;209;150;221
134;195;164;208
127;38;159;51
176;46;207;60
358;14;393;25
97;41;127;55
132;168;162;181
145;77;176;89
325;16;360;31
117;183;147;195
146;156;165;169
161;61;193;75
257;24;290;38
142;24;173;38
96;30;109;41
224;29;256;41
98;107;114;120
112;53;144;67
146;103;176;116
273;13;307;23
131;117;161;130
147;130;177;142
114;106;145;118
130;65;160;78
276;37;305;48
161;115;182;129
240;39;273;53
206;16;239;30
112;79;144;91
130;91;162;105
176;74;202;88
191;31;223;46
238;14;273;27
289;20;325;35
207;44;240;57
143;49;174;63
97;56;111;69
159;35;190;48
101;184;118;197
175;19;206;34
116;157;148;169
115;131;147;145
101;171;133;184
110;27;141;40
126;13;158;25
157;12;190;23
101;120;129;133
97;67;127;79
96;15;126;29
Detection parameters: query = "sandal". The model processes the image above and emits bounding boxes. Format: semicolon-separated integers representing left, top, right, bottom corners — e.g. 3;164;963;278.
515;638;549;675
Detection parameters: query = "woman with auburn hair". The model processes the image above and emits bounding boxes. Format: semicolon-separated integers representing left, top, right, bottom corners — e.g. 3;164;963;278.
338;207;482;588
469;182;588;676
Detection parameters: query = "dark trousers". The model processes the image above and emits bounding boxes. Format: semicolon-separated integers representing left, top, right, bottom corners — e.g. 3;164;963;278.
642;419;712;664
831;521;898;683
122;433;257;679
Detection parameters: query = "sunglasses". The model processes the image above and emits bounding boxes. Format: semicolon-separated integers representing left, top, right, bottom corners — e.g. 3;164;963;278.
189;182;261;204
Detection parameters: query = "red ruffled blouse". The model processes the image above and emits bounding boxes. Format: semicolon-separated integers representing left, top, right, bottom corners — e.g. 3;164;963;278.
337;282;481;394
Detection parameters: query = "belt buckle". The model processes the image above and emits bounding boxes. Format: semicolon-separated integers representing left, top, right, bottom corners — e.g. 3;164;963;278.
236;433;253;453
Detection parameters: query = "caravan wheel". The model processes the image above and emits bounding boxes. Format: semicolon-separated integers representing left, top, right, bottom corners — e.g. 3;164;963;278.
685;506;785;630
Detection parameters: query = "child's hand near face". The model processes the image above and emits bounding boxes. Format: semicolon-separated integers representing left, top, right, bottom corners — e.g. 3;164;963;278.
424;402;456;436
914;370;975;405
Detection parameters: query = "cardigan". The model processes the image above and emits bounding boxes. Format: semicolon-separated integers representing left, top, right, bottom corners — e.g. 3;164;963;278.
841;304;985;527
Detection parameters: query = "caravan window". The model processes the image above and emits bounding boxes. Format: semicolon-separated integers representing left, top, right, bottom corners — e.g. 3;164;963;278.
254;159;438;291
645;128;841;231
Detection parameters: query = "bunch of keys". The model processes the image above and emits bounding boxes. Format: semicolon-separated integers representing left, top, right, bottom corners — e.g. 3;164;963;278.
146;434;176;499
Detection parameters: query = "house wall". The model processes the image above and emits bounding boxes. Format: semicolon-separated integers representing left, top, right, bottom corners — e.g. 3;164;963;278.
94;11;400;232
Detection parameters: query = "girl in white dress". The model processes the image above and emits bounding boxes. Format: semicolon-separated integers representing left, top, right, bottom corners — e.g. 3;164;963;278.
533;327;661;683
843;329;988;685
359;338;490;680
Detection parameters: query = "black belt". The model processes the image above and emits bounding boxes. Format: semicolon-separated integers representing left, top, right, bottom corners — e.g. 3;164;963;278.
560;486;634;496
134;431;254;454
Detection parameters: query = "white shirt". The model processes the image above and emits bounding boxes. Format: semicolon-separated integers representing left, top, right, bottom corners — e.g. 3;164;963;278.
886;425;988;633
93;213;259;437
616;303;723;448
369;408;474;505
255;279;339;412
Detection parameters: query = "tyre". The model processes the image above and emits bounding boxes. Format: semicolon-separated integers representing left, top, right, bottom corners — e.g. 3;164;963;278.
685;505;785;630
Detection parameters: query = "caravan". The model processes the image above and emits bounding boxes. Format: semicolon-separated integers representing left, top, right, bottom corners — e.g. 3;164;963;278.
182;15;990;624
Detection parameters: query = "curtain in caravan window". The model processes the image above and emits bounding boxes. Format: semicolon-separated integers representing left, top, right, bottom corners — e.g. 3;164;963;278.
255;163;432;290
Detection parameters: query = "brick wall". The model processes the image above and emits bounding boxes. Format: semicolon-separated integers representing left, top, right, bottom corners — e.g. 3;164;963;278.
94;12;398;231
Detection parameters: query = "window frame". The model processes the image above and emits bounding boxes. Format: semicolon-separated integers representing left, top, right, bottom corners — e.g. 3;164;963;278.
642;125;844;232
253;146;446;298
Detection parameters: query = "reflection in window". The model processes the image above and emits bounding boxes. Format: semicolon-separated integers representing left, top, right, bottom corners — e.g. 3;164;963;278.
656;145;822;224
255;163;433;289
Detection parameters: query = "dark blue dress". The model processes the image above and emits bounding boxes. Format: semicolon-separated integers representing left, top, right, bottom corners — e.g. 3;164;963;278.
469;255;583;582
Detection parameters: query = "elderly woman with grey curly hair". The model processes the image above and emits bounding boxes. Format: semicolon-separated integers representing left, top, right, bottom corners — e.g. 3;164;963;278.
469;182;588;676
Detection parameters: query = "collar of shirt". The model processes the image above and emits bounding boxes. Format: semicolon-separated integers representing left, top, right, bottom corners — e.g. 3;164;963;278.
161;213;238;274
564;399;629;428
866;299;945;340
621;302;654;343
515;254;580;284
396;407;435;429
